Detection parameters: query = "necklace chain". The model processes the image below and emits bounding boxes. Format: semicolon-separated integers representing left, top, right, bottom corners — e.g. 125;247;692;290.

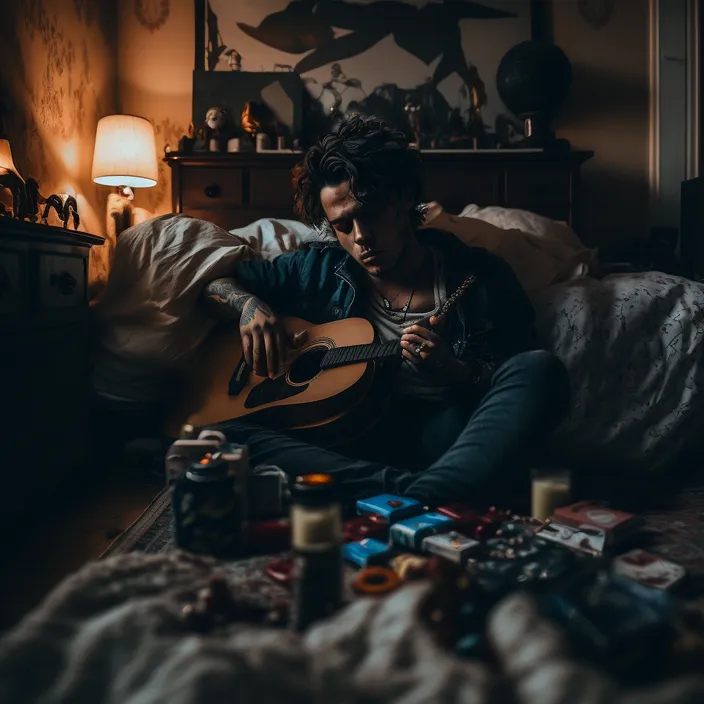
376;249;428;319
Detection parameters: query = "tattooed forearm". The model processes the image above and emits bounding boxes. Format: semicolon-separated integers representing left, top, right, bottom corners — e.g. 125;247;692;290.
240;297;272;325
202;277;256;319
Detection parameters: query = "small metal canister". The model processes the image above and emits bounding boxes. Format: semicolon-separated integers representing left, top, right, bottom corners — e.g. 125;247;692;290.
172;445;249;559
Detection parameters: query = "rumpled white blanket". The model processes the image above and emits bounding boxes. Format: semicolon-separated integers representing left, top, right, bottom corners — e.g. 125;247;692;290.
90;214;324;402
1;552;702;704
537;271;704;472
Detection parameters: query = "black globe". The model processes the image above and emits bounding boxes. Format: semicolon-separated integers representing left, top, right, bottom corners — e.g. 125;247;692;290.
496;40;572;117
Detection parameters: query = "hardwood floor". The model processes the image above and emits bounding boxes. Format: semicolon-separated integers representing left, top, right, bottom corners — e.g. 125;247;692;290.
0;468;162;633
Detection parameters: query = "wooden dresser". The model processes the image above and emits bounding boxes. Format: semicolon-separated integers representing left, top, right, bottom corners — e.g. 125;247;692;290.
165;149;594;234
0;218;104;519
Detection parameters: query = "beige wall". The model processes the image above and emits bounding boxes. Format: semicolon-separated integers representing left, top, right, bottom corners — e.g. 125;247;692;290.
0;0;118;288
553;0;652;247
117;0;194;218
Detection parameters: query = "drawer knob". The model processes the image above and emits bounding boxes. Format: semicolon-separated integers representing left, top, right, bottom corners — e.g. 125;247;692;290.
50;271;77;295
204;184;221;198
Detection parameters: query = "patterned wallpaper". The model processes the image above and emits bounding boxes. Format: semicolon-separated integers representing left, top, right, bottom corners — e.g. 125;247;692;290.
0;0;117;233
0;0;117;292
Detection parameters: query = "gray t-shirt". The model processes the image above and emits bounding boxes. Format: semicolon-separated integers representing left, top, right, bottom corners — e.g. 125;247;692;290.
363;251;450;403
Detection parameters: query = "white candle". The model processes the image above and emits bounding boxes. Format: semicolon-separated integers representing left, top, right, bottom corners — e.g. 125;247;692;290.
256;133;271;152
227;137;241;152
291;504;341;551
531;471;572;521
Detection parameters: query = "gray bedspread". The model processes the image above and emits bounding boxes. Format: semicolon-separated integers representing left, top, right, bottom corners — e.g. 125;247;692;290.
1;552;703;704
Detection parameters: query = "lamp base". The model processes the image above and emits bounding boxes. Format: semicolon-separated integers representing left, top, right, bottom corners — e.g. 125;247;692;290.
107;190;134;239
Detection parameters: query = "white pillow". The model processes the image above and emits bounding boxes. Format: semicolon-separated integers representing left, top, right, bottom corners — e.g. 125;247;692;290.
91;214;258;402
422;202;598;299
229;218;322;260
459;203;587;252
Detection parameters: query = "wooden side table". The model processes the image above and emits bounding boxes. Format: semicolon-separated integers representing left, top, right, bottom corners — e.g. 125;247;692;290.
0;218;104;519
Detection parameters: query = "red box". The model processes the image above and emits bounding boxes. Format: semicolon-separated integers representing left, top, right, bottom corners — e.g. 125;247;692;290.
249;518;290;552
552;502;643;545
344;514;389;542
435;504;508;540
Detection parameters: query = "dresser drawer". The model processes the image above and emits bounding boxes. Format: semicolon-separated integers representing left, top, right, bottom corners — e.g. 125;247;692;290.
506;166;571;206
36;251;86;310
250;167;295;208
0;247;27;317
423;165;501;211
181;166;243;208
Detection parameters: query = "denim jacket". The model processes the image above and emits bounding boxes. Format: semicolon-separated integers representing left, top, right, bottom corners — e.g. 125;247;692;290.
232;229;541;376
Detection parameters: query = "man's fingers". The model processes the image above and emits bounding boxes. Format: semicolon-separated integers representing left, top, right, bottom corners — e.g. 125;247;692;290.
263;328;279;378
429;314;446;329
252;330;266;376
275;327;287;373
401;334;435;349
402;324;431;339
291;329;308;347
241;331;253;368
401;349;420;364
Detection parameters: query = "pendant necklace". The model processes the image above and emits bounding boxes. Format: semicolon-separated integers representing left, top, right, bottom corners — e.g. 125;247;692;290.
382;288;415;315
380;249;427;320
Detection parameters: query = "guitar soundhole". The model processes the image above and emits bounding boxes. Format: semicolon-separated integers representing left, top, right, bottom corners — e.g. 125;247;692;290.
287;346;328;384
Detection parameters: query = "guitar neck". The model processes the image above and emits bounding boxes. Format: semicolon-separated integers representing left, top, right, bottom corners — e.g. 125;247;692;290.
318;274;476;371
320;339;400;370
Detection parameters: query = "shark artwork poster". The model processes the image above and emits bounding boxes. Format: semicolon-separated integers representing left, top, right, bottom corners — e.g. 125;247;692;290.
199;0;535;145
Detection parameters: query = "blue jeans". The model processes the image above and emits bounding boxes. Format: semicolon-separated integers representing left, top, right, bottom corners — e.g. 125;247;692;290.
213;350;570;506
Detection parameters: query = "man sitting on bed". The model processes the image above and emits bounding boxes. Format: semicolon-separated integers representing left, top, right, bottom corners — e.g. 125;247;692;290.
200;114;570;506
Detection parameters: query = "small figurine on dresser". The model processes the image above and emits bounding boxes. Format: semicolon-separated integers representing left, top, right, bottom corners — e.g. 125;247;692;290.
404;101;422;147
176;123;198;154
42;193;80;230
241;100;279;152
224;48;242;71
202;107;235;153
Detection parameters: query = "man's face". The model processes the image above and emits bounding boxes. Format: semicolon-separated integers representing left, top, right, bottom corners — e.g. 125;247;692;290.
319;181;414;277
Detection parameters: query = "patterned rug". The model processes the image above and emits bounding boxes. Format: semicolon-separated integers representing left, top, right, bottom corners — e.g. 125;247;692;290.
103;481;704;584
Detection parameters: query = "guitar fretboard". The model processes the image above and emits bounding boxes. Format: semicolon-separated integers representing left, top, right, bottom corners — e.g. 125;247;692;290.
320;340;400;370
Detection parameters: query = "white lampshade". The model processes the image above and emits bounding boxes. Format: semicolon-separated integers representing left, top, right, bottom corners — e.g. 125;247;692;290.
92;114;158;188
0;139;24;183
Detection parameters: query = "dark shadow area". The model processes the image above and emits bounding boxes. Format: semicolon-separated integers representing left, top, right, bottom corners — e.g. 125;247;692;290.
574;162;651;249
236;0;516;97
557;61;649;126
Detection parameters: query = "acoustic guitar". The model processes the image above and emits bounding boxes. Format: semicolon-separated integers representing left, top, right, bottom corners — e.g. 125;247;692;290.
168;317;400;444
168;274;477;445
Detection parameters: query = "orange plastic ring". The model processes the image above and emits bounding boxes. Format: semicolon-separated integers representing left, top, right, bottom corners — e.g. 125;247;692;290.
352;566;400;595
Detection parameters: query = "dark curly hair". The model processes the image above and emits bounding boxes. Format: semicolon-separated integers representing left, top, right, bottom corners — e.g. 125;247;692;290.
292;114;424;229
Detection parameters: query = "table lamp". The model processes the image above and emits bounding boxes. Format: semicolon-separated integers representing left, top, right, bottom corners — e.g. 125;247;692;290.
0;138;24;182
91;114;157;236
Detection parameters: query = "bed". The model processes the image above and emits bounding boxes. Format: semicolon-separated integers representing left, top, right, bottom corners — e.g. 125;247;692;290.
89;205;704;475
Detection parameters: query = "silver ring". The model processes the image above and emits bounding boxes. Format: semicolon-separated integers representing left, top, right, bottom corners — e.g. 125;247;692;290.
414;343;427;355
